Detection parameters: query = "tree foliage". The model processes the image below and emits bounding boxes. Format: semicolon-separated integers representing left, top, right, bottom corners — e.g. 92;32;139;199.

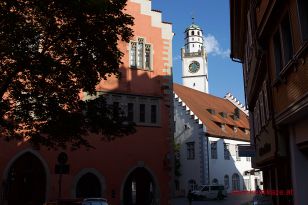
0;0;135;149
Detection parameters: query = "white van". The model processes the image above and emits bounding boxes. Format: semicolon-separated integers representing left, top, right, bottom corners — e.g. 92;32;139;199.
192;185;227;200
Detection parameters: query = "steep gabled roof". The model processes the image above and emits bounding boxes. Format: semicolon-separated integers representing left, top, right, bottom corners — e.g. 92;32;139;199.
174;83;250;141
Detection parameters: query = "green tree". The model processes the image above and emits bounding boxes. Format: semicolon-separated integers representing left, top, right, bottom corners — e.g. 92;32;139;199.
0;0;135;149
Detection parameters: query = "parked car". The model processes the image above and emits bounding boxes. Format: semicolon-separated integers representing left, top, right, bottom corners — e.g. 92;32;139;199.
192;185;227;200
252;195;273;205
82;198;108;205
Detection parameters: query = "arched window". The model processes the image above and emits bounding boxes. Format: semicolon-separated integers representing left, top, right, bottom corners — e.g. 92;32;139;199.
188;179;197;191
198;31;200;35
224;175;229;189
191;31;194;35
232;173;240;191
212;178;218;185
76;173;101;198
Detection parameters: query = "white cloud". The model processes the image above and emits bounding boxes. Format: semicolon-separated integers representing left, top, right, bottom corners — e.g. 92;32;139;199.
204;34;230;58
173;54;181;61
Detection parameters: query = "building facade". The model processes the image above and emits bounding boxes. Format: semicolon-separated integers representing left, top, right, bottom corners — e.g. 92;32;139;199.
230;0;308;204
173;84;261;196
0;1;174;205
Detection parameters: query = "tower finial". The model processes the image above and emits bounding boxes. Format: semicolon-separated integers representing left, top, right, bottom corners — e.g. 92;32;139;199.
191;11;195;24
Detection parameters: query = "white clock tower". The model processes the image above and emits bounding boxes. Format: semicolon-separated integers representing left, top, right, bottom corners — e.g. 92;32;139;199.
181;21;209;93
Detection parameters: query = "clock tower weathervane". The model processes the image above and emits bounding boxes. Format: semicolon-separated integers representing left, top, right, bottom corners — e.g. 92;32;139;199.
181;19;209;93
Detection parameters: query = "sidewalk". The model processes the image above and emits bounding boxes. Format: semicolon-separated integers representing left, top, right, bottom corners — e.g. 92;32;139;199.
172;193;255;205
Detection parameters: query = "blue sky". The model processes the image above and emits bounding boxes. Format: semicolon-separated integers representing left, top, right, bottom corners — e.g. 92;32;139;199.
151;0;246;104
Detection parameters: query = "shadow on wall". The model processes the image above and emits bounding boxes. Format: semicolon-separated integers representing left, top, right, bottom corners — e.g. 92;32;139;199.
0;64;174;205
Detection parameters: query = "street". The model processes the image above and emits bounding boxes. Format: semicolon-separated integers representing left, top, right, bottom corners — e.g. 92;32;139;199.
172;193;255;205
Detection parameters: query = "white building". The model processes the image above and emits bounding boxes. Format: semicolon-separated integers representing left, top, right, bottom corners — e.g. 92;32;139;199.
173;22;262;196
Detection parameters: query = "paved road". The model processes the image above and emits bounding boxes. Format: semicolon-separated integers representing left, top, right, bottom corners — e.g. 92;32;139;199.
172;193;254;205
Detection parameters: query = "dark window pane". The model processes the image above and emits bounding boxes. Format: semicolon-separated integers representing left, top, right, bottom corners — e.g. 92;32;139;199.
113;102;119;117
151;105;157;123
298;0;308;41
281;15;293;65
139;104;145;122
273;31;283;75
127;103;134;122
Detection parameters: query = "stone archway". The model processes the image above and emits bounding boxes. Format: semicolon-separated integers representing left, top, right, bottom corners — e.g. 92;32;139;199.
76;173;102;198
122;167;156;205
6;152;47;205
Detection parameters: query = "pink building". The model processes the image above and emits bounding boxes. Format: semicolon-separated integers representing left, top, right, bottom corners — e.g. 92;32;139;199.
0;1;174;205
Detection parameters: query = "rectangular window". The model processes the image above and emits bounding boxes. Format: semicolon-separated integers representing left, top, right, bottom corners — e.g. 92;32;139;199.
281;15;293;65
150;105;157;123
259;91;265;127
246;157;251;162
139;104;145;123
236;145;241;161
130;42;137;67
273;31;283;75
224;143;230;160
263;82;270;121
211;141;217;159
273;14;293;77
297;0;308;41
145;44;151;70
113;102;119;116
127;103;134;122
137;38;144;68
187;142;195;160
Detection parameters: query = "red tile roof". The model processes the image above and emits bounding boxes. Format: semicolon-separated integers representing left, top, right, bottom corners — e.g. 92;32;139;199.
174;83;250;141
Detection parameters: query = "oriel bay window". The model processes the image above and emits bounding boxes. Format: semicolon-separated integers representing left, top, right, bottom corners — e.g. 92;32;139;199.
130;37;152;70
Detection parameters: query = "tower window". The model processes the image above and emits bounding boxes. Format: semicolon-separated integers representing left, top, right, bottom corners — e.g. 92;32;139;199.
192;38;194;41
198;31;200;35
192;31;194;35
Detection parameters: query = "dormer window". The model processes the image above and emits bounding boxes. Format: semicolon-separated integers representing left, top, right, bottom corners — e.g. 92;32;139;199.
219;112;227;118
234;108;240;120
207;109;216;115
221;123;226;131
234;126;238;132
245;129;249;135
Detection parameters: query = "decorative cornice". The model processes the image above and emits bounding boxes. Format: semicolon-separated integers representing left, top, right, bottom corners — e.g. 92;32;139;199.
130;0;174;40
174;92;203;125
224;92;249;115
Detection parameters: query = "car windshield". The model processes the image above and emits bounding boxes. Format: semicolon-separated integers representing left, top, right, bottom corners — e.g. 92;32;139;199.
83;201;108;205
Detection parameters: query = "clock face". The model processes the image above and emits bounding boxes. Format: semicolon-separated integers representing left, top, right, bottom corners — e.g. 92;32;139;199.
189;61;200;73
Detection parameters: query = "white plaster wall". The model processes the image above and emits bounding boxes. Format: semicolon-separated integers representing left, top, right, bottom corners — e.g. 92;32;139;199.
174;97;207;194
183;76;208;93
208;137;261;192
182;55;208;93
